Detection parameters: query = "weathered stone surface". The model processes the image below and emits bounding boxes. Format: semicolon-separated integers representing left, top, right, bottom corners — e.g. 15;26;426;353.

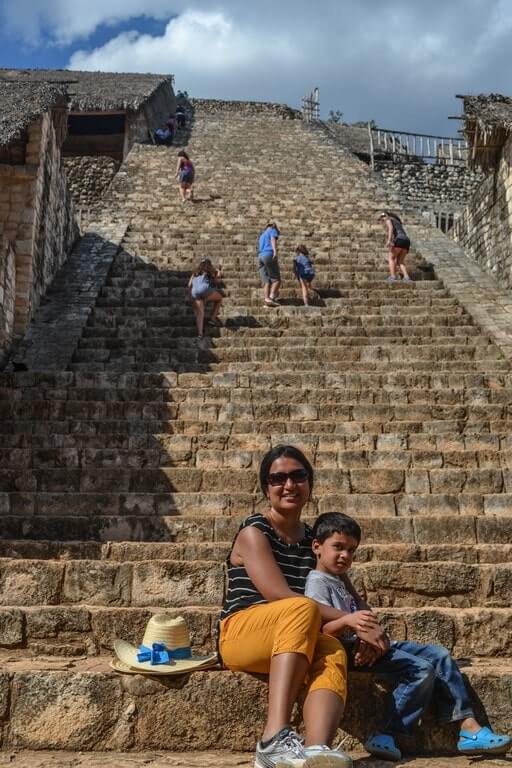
62;562;131;606
0;609;24;647
131;562;224;607
8;673;124;749
1;753;511;768
0;562;63;606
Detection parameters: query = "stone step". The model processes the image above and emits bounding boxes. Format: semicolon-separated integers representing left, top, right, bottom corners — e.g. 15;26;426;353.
0;557;510;608
2;604;512;660
3;753;510;768
0;653;509;754
76;335;494;350
2;447;512;471
3;511;509;545
2;466;512;496
3;371;512;391
2;539;511;564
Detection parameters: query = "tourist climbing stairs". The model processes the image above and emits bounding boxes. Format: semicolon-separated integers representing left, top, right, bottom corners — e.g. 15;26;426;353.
0;100;510;760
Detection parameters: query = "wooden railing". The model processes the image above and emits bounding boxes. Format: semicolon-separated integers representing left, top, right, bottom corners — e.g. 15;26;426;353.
371;126;468;166
302;87;320;122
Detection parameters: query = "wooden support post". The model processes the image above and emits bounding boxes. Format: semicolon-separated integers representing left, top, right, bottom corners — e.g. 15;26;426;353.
368;122;375;171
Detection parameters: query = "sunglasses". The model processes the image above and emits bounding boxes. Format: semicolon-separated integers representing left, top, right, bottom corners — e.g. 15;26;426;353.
267;469;310;487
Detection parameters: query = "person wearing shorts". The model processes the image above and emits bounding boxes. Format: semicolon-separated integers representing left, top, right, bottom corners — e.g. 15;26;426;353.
258;222;281;307
380;211;412;282
187;259;223;338
175;150;195;203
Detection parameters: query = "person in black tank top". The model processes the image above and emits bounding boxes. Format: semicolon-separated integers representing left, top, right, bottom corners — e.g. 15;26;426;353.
218;445;359;768
379;211;413;283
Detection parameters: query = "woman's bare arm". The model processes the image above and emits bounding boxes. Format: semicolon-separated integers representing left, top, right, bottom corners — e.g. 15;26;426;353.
232;526;296;600
385;219;393;247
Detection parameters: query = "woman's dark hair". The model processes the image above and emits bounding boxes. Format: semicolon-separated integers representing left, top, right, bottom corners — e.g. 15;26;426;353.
178;150;190;159
259;444;314;497
193;258;214;277
381;210;402;223
266;221;280;235
295;244;309;255
312;512;361;544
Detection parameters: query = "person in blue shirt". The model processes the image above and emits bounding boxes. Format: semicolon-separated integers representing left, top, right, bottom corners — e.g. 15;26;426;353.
293;245;316;306
258;222;281;307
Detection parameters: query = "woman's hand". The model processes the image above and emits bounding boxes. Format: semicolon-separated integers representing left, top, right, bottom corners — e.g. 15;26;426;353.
353;640;382;667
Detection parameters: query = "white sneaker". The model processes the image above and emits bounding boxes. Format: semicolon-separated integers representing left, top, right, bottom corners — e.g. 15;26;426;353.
303;744;353;768
255;728;306;767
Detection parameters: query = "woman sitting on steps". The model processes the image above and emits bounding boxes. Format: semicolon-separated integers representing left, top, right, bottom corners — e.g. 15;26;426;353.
218;444;389;768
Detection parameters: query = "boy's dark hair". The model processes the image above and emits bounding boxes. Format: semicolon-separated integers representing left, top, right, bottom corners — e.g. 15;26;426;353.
259;444;314;497
312;512;361;544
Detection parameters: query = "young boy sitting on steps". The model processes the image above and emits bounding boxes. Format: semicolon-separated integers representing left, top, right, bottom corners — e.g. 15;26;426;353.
304;512;511;761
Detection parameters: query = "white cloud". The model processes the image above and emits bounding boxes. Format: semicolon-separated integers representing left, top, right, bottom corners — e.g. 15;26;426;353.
69;9;297;76
2;0;512;132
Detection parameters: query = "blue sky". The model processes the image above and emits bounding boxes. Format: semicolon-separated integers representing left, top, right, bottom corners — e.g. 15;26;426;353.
0;16;168;70
1;1;512;135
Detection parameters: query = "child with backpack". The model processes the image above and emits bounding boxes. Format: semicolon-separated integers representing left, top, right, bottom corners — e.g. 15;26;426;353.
293;245;316;306
187;259;223;339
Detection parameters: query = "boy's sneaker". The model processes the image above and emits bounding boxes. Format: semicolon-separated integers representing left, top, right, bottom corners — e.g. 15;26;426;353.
255;727;306;767
303;744;353;767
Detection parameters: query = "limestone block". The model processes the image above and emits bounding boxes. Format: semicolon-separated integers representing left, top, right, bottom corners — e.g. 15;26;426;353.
452;609;512;657
0;609;24;647
62;562;132;606
350;469;404;494
131;562;224;607
492;566;512;606
131;670;268;751
405;609;455;650
0;561;64;606
8;673;124;749
25;606;90;639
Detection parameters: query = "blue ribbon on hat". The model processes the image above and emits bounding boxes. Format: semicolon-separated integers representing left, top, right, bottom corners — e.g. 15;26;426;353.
137;642;193;665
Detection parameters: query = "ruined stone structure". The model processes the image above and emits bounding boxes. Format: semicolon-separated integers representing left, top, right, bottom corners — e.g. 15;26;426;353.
0;96;512;764
0;71;177;364
453;94;512;288
326;122;482;225
0;70;176;162
0;81;78;364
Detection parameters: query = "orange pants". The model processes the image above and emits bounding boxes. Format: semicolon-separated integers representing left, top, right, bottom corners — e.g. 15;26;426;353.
219;596;347;702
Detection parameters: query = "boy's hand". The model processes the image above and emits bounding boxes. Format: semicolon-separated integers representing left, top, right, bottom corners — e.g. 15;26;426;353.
343;610;380;634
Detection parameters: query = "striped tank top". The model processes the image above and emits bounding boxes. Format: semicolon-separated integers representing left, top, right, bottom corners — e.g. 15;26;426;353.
220;512;316;620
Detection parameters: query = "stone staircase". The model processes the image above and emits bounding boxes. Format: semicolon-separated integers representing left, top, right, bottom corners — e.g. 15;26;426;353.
0;101;511;760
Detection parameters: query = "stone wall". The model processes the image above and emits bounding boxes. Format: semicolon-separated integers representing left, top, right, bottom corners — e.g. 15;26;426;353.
0;239;16;366
190;98;302;119
126;81;176;150
0;107;78;361
378;161;483;212
30;110;79;320
64;156;119;209
453;133;512;287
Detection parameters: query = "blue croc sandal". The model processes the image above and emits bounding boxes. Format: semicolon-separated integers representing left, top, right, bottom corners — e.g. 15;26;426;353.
458;726;511;755
364;733;402;761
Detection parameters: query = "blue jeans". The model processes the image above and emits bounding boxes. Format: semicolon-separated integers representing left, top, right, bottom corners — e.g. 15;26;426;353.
350;640;474;736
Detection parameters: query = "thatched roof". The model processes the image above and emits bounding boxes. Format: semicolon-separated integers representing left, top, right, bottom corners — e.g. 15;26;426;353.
0;69;173;113
0;80;67;147
457;93;512;170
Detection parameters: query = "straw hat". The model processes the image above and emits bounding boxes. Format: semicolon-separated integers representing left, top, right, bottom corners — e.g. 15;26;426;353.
111;614;218;676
